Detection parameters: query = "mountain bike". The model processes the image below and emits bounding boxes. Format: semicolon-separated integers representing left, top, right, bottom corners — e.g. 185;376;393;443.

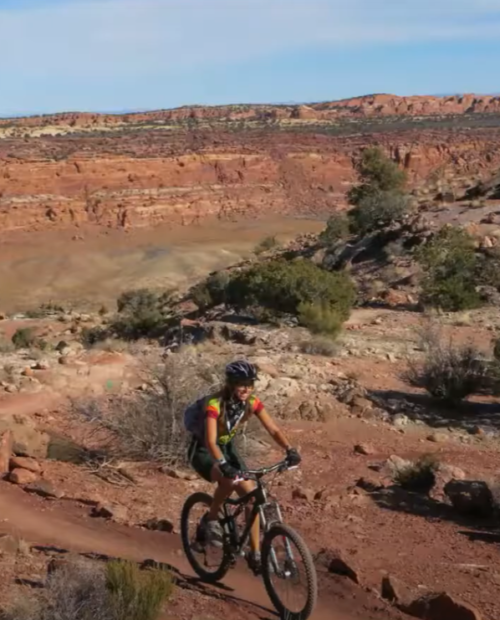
180;459;318;620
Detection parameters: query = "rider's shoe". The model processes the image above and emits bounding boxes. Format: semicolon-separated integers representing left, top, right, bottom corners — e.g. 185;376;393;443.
203;517;224;549
246;550;262;575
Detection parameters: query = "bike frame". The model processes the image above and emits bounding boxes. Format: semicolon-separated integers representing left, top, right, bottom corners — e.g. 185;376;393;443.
219;462;297;574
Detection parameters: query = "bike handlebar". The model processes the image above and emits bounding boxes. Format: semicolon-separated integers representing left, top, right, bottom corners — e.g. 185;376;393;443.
234;459;297;482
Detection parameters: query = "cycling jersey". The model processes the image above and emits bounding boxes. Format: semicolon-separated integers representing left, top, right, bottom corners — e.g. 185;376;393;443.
205;393;264;445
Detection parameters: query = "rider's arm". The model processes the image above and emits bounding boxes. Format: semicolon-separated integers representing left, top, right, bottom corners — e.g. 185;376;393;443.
205;414;225;462
255;408;292;451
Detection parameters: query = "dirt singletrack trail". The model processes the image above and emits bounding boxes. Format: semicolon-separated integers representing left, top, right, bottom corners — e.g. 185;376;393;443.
0;482;404;620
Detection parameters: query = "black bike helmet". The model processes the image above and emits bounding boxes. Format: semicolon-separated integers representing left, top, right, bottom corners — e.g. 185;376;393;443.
225;360;258;383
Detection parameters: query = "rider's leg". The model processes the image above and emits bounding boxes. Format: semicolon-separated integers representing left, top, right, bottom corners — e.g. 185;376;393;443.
207;464;235;520
235;480;259;553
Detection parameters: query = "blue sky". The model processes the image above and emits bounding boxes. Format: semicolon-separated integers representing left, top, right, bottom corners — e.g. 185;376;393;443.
1;0;500;116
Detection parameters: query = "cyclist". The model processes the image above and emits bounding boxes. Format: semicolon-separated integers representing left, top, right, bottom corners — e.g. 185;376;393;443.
186;360;301;573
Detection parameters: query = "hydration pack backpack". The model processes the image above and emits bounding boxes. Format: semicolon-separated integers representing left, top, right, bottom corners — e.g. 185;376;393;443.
183;397;207;440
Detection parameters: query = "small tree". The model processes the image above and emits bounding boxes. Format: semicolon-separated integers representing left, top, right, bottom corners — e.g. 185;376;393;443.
349;191;409;236
417;226;481;311
319;215;350;247
348;146;407;206
190;272;230;310
111;288;175;340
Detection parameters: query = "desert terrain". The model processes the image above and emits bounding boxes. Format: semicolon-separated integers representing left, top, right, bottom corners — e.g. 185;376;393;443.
1;95;500;620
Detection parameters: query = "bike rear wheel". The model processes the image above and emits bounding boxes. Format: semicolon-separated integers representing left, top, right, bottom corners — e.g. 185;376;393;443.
261;522;318;620
180;492;232;583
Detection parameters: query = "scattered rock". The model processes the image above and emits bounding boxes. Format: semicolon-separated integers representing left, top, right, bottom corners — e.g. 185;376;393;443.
444;480;494;517
292;487;315;502
392;413;410;428
21;367;34;377
430;463;466;500
92;502;129;524
33;360;50;371
403;592;482;620
381;574;416;606
25;480;64;499
354;443;375;456
0;430;13;475
9;456;41;474
0;414;50;459
427;432;448;443
9;468;38;485
314;548;359;584
144;518;174;533
355;477;381;492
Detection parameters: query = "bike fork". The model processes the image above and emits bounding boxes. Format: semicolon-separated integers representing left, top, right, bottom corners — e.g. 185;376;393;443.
260;504;297;576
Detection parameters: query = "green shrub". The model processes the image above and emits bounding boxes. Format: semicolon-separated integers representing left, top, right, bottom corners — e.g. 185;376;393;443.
11;328;37;349
392;454;439;493
319;215;350;247
254;235;279;254
405;325;488;404
348;190;409;235
0;559;173;620
348;146;407;207
80;326;109;348
110;288;175;340
25;302;65;319
106;560;173;620
190;272;230;310
225;259;355;320
417;226;481;311
298;302;343;338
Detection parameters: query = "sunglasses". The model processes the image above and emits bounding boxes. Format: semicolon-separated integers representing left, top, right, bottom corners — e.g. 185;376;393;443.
229;380;255;389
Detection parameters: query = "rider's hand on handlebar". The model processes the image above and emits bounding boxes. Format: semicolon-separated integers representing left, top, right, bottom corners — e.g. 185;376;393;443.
219;461;240;479
286;447;301;467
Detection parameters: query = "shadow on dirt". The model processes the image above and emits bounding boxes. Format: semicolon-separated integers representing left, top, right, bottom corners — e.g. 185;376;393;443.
369;486;500;546
368;388;500;434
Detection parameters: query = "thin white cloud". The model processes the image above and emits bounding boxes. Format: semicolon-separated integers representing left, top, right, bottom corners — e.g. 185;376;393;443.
1;0;500;79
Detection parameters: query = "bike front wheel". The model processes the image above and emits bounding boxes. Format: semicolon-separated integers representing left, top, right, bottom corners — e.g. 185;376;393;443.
180;492;232;583
261;522;318;620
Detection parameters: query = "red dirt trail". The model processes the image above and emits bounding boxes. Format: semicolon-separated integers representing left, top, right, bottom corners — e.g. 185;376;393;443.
0;482;404;620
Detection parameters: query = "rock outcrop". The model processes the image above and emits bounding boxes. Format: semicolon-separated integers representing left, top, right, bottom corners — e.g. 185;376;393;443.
1;94;500;233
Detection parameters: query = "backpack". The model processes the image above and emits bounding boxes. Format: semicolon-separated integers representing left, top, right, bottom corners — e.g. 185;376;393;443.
183;396;208;440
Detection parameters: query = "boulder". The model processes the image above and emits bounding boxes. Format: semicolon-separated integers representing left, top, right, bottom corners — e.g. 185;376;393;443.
9;468;38;485
403;592;482;620
9;456;41;474
92;502;129;524
381;574;417;606
314;548;359;584
444;480;494;517
0;414;49;459
354;443;375;456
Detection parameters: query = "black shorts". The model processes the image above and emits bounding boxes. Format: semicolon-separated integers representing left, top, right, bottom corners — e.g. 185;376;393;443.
187;437;246;482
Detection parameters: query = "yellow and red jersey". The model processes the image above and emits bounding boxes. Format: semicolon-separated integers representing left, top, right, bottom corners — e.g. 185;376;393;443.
205;393;264;445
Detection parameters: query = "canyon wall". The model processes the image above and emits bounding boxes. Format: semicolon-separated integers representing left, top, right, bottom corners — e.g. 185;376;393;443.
1;95;500;232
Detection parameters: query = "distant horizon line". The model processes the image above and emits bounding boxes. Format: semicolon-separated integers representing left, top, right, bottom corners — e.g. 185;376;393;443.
1;91;499;120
